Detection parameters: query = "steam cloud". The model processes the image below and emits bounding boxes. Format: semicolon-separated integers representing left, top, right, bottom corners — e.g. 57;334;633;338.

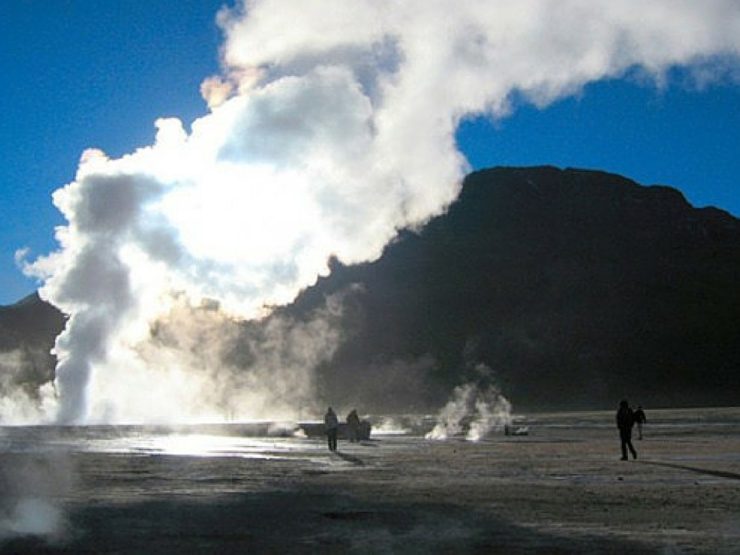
0;454;72;543
0;350;56;424
0;499;64;542
425;363;513;441
22;0;740;423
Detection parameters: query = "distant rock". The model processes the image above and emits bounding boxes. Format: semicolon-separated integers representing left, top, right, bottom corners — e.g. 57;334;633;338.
0;292;65;392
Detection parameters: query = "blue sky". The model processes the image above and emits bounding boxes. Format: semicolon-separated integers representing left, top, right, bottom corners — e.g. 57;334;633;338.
1;1;738;305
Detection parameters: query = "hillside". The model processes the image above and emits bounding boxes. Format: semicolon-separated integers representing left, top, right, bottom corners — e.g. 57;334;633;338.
289;166;740;411
0;292;65;394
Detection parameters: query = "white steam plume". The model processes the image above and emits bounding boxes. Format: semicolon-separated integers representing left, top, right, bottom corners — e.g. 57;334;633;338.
0;499;64;543
0;454;73;544
25;0;740;423
425;382;512;441
0;350;56;424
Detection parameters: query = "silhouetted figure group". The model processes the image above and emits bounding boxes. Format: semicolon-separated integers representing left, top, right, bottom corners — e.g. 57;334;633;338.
616;399;642;460
323;407;364;451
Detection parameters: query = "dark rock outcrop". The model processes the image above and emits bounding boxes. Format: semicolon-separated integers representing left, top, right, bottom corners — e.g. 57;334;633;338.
0;292;65;393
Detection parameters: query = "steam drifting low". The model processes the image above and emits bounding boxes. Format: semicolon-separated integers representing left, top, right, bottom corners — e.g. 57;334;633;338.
21;0;740;423
426;382;513;442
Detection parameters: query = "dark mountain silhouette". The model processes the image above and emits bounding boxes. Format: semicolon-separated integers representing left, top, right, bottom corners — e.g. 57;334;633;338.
0;292;65;395
287;166;740;411
2;167;738;411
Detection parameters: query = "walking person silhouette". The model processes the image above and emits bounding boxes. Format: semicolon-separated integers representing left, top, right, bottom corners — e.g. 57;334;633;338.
324;407;339;452
616;400;637;460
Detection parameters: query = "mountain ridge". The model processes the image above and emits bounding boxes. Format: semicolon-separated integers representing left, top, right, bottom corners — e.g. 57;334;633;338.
2;166;738;412
287;166;740;410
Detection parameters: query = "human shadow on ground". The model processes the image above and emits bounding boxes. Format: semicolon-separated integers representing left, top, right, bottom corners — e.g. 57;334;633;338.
333;451;365;466
638;460;740;481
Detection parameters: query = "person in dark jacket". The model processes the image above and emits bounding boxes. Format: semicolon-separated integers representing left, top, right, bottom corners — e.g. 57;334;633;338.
633;405;647;440
346;409;361;442
324;407;339;452
616;400;637;460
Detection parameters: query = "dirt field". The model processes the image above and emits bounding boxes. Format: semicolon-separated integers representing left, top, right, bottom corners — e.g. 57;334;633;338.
1;408;739;553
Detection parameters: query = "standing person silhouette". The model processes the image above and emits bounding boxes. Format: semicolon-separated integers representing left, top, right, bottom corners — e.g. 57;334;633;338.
633;405;647;440
324;407;339;452
616;400;637;460
346;409;361;442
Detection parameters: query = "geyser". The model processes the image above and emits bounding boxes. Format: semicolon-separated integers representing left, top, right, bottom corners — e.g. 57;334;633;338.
21;0;740;423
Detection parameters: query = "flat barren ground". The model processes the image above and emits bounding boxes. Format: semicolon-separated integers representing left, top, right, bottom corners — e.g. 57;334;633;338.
1;408;739;554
